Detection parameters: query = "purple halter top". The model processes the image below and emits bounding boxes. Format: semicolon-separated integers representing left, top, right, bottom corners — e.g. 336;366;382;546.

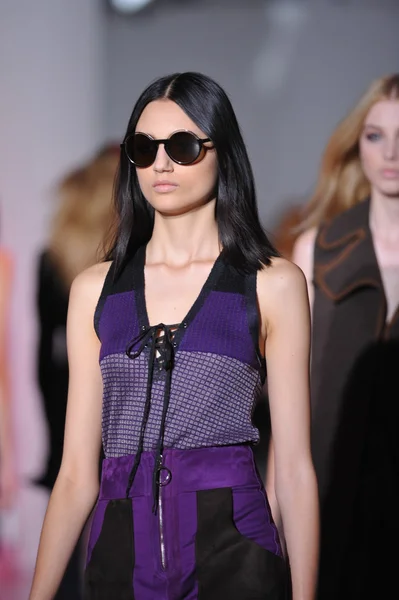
94;246;266;477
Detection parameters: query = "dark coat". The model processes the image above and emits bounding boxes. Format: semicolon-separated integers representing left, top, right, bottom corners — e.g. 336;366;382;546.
35;251;69;489
311;198;399;599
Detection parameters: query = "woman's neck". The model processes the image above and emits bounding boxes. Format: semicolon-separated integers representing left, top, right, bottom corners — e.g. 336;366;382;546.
147;199;220;267
369;190;399;244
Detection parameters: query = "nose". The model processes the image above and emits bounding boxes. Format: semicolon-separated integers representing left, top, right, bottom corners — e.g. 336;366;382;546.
153;143;173;172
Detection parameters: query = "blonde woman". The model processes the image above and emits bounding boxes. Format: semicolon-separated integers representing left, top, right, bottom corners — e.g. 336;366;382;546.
268;74;399;599
34;144;118;599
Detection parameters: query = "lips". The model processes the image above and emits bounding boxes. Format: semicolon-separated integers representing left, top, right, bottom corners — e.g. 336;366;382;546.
381;169;399;178
153;180;179;192
153;180;177;186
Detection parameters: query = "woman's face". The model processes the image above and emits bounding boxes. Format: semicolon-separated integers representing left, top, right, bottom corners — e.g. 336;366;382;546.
359;99;399;198
134;99;218;216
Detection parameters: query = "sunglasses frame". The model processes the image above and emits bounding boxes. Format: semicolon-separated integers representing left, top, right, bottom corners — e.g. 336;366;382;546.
121;129;213;167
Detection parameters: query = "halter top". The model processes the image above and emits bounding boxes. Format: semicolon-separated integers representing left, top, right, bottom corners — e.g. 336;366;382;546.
94;246;266;500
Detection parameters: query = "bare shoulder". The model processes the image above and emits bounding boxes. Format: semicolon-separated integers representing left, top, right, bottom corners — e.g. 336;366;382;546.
294;227;318;250
258;258;310;332
0;249;13;278
290;227;317;287
69;260;113;306
258;257;307;298
292;227;317;264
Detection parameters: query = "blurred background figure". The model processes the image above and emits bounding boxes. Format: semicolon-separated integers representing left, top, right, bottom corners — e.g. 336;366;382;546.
0;240;15;510
33;144;119;599
0;225;18;582
291;73;399;599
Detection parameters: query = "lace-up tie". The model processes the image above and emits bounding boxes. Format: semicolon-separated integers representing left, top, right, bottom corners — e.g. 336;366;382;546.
125;323;177;513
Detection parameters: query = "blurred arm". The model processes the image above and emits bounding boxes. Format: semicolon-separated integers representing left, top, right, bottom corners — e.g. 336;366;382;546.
265;436;282;534
291;228;317;309
29;263;109;600
0;251;15;507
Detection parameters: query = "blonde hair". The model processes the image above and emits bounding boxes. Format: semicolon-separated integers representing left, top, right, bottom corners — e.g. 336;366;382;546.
48;144;119;287
300;73;399;231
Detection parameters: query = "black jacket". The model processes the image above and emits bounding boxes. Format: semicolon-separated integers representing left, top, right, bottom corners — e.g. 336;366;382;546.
312;198;399;599
35;251;69;489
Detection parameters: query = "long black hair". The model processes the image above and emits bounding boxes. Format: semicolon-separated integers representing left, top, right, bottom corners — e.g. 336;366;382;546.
106;72;280;274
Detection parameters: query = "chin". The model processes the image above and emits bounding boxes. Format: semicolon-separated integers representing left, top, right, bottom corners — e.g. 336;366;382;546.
378;183;399;198
151;195;209;217
151;199;196;217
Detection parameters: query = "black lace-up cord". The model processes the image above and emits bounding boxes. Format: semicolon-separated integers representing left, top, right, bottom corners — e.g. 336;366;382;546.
125;326;157;498
125;324;175;503
152;328;174;514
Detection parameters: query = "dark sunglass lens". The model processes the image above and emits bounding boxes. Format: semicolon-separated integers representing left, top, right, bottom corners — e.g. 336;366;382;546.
126;134;156;167
167;132;201;164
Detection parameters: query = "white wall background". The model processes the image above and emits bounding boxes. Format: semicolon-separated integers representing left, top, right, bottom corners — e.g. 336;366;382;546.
0;0;398;575
0;0;106;571
106;0;399;226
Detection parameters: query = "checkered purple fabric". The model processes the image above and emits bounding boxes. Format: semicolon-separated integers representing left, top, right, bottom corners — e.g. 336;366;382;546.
96;254;265;459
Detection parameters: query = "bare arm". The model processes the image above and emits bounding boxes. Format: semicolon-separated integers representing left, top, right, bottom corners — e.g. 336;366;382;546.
264;437;279;523
291;228;317;309
259;259;319;600
29;262;110;600
0;251;15;508
265;227;317;518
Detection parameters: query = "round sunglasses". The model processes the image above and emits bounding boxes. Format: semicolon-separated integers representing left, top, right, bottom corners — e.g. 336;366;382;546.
122;130;213;168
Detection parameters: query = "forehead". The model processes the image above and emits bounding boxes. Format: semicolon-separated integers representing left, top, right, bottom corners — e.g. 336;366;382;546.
136;99;205;138
364;99;399;127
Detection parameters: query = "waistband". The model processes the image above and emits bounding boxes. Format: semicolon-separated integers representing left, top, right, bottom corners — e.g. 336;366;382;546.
99;445;261;500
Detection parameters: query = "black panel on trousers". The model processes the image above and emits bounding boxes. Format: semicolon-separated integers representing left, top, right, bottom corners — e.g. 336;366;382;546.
84;498;135;600
196;487;287;600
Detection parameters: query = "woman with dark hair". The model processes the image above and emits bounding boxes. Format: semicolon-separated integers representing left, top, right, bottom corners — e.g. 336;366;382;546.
29;72;318;600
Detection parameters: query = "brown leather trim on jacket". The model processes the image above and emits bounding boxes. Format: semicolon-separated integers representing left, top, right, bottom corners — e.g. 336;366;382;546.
314;197;383;307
